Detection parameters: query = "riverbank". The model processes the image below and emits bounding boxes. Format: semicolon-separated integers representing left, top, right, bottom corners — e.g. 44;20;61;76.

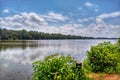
88;73;120;80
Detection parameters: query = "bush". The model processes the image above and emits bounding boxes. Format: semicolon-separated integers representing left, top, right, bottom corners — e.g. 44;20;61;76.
84;41;120;74
32;53;90;80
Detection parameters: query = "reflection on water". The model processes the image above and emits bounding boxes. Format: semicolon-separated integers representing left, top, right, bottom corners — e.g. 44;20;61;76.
0;39;117;80
0;40;49;50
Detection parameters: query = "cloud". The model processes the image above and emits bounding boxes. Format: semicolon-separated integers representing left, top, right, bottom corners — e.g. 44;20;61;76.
77;17;94;23
87;23;120;38
21;12;48;25
2;9;9;13
85;2;94;7
97;11;120;20
85;12;120;37
43;11;69;22
59;24;85;35
0;12;48;30
68;12;120;38
85;2;99;12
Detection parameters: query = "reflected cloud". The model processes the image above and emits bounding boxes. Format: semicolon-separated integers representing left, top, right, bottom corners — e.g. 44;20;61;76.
0;58;33;80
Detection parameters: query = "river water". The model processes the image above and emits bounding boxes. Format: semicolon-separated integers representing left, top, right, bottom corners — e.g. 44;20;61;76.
0;39;117;80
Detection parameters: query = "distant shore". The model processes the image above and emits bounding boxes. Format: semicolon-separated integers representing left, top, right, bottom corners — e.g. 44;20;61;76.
0;28;119;40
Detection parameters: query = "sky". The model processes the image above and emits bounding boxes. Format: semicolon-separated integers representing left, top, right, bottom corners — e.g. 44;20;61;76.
0;0;120;38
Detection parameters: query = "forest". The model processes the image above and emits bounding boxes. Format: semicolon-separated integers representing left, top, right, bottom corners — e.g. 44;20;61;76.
0;28;93;40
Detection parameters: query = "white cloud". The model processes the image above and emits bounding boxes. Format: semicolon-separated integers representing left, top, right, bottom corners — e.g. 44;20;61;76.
85;12;120;37
78;17;94;23
88;24;120;38
59;24;85;35
43;11;69;22
59;21;120;38
85;2;93;7
85;2;99;12
97;11;120;20
76;12;120;37
21;12;48;25
0;12;48;30
2;9;9;13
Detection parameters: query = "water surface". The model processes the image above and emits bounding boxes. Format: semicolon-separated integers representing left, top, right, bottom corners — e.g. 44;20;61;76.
0;39;117;80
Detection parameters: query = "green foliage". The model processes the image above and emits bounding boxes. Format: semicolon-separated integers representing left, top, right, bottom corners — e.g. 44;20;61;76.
0;28;93;40
117;38;120;46
84;41;120;74
32;54;90;80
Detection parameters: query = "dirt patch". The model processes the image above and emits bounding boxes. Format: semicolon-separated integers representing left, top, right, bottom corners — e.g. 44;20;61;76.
88;73;120;80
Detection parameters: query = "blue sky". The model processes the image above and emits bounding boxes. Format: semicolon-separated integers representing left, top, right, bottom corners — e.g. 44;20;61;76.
0;0;120;37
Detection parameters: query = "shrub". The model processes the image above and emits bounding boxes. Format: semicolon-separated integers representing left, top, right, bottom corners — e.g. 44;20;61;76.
32;53;90;80
84;41;120;74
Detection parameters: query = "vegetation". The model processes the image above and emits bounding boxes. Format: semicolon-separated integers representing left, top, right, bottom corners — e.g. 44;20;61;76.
84;39;120;74
32;53;91;80
0;28;93;40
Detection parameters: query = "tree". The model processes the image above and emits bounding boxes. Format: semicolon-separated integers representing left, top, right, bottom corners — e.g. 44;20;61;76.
0;28;94;40
0;28;2;39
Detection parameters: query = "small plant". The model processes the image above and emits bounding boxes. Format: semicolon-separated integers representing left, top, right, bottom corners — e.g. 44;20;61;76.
84;41;120;74
32;53;90;80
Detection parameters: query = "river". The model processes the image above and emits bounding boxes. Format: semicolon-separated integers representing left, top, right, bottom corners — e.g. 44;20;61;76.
0;39;117;80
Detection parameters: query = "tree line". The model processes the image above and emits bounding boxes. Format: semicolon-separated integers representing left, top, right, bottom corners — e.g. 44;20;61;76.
0;28;93;40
